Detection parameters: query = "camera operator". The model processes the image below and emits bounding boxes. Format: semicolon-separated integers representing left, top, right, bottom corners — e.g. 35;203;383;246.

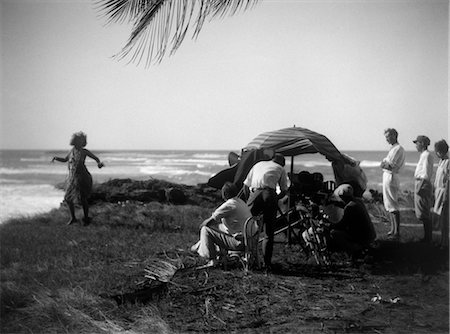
243;153;289;272
327;184;376;257
303;184;376;260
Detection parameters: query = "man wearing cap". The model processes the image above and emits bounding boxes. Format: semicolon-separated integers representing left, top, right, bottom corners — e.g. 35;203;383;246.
413;135;434;243
326;184;376;256
380;128;406;239
243;153;289;272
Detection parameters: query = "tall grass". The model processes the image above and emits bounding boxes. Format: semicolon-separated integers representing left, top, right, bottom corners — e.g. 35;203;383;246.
0;191;433;333
0;202;212;334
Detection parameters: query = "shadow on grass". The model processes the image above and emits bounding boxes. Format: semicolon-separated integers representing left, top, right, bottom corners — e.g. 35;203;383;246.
367;240;449;276
275;240;449;279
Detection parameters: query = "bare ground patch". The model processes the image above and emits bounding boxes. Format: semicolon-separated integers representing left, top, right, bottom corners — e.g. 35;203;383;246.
145;240;449;334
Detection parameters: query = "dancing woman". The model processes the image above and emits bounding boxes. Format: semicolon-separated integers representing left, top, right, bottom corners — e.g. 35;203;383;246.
52;132;103;225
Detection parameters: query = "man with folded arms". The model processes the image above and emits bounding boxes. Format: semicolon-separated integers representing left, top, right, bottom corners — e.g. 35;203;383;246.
413;135;434;243
380;128;405;239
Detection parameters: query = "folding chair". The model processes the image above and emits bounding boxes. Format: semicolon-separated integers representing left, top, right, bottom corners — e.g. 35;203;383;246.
242;216;263;272
227;216;263;273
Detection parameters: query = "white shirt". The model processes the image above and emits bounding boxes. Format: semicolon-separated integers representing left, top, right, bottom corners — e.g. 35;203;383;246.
434;158;449;189
414;150;433;180
382;143;405;174
211;197;252;235
243;160;288;192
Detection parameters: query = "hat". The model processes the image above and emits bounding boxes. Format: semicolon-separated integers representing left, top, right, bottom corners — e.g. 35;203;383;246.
334;184;354;199
413;135;430;146
272;153;285;166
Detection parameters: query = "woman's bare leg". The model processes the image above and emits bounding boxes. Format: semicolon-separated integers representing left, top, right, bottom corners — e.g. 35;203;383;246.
81;199;90;225
66;201;76;225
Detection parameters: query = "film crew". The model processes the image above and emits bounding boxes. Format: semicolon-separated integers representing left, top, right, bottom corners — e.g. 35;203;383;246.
190;182;252;268
243;153;289;273
432;139;449;249
304;184;376;260
413;135;434;243
327;184;376;255
332;153;368;198
380;128;405;239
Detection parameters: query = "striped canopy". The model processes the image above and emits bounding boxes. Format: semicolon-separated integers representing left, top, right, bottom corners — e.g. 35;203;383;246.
244;127;345;162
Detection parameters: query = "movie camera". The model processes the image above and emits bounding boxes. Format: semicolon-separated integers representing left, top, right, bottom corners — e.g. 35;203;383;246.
277;170;338;264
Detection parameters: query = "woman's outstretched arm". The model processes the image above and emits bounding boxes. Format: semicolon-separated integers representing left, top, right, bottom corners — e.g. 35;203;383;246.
84;149;104;168
51;152;70;163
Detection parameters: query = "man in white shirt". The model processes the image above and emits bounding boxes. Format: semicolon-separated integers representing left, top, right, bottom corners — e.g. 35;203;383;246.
413;135;434;243
191;182;252;267
243;153;289;271
380;128;405;239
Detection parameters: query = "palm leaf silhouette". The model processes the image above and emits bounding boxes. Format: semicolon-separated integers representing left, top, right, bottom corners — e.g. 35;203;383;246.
95;0;260;66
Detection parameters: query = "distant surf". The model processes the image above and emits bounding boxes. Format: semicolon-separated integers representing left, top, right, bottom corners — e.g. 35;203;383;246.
0;149;427;222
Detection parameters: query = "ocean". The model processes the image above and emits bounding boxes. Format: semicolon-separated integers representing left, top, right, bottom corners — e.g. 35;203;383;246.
0;149;430;223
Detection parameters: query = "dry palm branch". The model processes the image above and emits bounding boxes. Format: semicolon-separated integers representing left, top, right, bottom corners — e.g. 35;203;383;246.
95;0;260;66
143;257;183;283
109;255;184;305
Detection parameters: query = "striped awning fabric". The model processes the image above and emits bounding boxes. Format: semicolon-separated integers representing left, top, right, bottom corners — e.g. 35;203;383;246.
244;127;345;162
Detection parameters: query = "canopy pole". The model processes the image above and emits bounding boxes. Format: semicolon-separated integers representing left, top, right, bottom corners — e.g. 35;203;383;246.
287;155;294;244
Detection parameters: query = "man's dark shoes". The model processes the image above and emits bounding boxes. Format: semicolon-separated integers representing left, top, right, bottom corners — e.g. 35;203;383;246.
387;234;400;241
67;219;76;225
264;263;281;275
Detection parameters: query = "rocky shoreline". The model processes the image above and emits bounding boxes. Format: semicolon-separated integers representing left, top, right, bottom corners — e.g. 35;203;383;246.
87;178;223;207
54;177;413;210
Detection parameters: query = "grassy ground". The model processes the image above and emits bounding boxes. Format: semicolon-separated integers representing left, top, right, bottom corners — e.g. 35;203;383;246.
0;192;448;333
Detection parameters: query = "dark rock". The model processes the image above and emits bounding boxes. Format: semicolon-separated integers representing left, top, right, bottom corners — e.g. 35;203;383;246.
86;178;222;207
165;187;187;204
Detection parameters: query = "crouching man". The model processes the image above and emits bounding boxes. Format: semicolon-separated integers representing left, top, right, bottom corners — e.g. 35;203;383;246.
190;182;252;267
303;184;376;260
327;184;377;257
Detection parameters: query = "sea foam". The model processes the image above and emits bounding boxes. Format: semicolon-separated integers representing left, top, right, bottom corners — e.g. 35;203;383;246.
0;184;64;223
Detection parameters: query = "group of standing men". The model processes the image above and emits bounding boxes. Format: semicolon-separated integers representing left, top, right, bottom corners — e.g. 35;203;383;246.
381;128;449;247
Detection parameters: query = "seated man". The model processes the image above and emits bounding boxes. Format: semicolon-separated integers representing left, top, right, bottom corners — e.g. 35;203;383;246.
303;184;376;259
190;182;252;267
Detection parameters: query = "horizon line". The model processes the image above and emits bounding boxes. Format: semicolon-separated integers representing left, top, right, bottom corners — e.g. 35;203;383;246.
0;148;421;153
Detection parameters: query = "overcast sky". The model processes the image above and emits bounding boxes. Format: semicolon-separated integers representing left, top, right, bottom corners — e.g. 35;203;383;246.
1;0;448;151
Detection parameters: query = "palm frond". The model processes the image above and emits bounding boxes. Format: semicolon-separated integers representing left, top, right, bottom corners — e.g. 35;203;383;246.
143;258;182;283
94;0;159;25
95;0;260;66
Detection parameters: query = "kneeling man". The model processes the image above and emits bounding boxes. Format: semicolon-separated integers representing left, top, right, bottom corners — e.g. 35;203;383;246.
303;184;376;259
191;182;252;267
328;184;376;255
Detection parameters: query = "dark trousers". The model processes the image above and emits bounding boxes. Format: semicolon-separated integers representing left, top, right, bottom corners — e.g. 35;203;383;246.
415;179;433;242
247;188;278;266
